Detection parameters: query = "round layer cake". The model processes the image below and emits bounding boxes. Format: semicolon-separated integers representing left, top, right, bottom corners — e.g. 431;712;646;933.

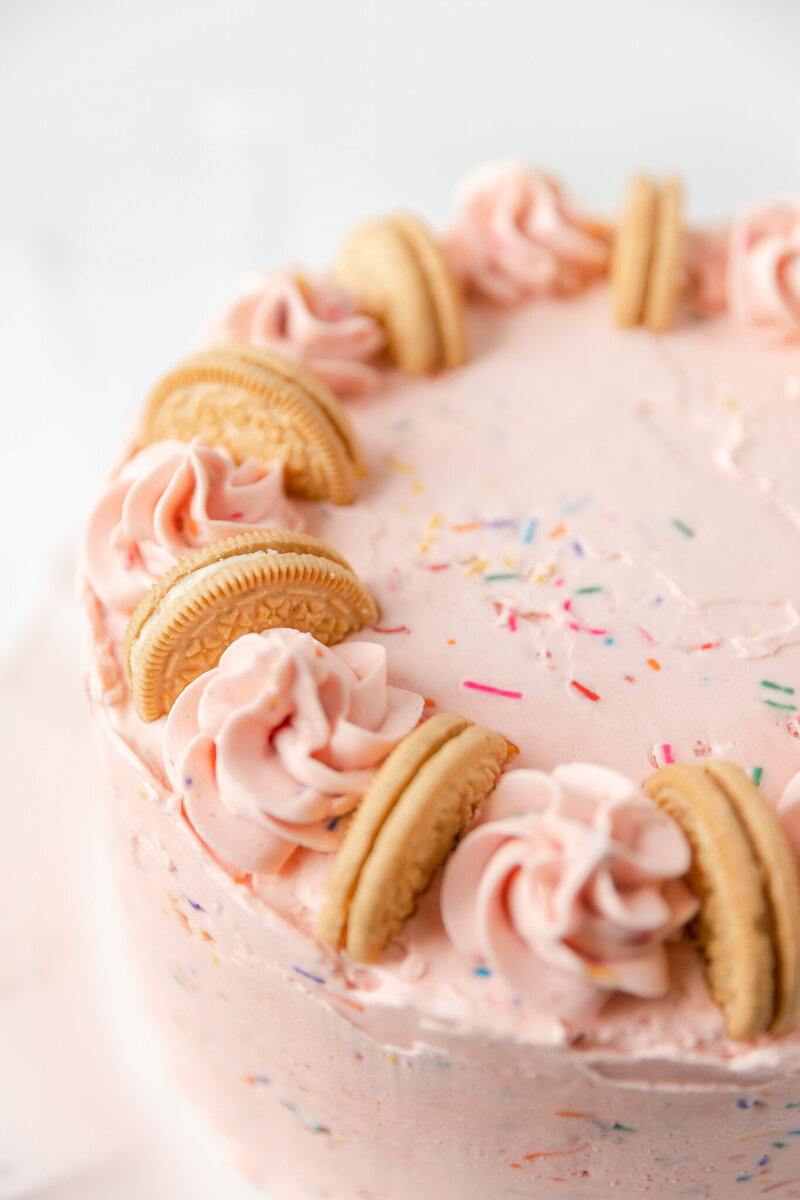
82;166;800;1199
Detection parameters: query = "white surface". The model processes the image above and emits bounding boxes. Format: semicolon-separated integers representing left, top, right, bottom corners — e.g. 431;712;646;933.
1;1;799;1196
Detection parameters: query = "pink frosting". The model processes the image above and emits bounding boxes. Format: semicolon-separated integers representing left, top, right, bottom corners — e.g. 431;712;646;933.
441;764;698;1022
727;199;800;339
683;227;730;317
163;629;425;875
210;271;386;395
445;161;610;304
778;769;800;862
84;439;298;614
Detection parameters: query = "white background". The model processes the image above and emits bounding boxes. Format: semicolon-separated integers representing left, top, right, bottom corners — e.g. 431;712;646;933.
1;1;799;1196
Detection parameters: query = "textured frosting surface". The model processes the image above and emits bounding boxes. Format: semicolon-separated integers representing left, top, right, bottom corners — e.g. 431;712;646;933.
308;289;800;804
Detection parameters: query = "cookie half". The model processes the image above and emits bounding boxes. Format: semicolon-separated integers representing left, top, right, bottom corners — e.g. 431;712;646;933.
611;175;657;329
124;530;379;722
611;175;683;332
644;177;683;332
319;712;509;962
644;760;800;1040
139;343;362;504
335;215;469;374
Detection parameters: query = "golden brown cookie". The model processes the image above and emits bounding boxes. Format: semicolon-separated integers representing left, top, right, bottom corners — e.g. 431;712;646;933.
700;760;800;1037
124;530;378;722
611;175;657;329
139;343;362;504
319;713;509;962
644;760;800;1040
334;214;469;374
611;175;684;332
644;177;683;332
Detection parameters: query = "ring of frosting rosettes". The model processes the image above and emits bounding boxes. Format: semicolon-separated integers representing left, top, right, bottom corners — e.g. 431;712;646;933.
116;492;800;1045
91;160;800;1053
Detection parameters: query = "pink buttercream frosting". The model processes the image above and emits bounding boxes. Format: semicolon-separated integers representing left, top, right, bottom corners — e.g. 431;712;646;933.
445;161;610;304
778;769;800;862
163;629;425;875
727;199;800;339
84;439;298;614
441;764;698;1021
210;270;386;395
683;227;730;317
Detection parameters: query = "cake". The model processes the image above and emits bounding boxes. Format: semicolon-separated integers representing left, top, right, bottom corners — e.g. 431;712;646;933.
82;163;800;1199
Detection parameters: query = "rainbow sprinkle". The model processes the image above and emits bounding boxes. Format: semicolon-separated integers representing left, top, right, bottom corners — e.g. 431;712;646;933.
762;680;796;695
672;517;696;538
463;680;523;700
292;966;325;985
521;516;538;543
571;680;600;702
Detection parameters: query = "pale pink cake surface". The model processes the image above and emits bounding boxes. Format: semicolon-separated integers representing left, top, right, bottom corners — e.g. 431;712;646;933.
85;285;800;1198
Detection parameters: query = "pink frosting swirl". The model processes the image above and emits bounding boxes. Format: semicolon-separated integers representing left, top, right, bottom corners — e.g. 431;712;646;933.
683;227;730;318
727;199;800;340
210;271;385;395
163;629;425;875
84;439;298;614
441;764;698;1022
777;770;800;862
445;162;610;305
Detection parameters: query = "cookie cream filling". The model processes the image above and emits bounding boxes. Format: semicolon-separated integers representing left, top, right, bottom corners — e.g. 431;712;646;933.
128;550;278;676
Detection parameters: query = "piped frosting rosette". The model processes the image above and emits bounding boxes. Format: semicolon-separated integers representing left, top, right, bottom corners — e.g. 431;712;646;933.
441;763;698;1022
84;438;298;614
727;199;800;340
163;629;425;875
210;270;386;395
445;161;610;305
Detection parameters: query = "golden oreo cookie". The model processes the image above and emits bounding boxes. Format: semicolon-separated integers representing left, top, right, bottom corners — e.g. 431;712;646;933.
611;175;657;329
644;178;683;332
611;175;683;332
644;760;800;1040
124;530;378;722
139;344;362;504
335;215;469;374
319;712;509;962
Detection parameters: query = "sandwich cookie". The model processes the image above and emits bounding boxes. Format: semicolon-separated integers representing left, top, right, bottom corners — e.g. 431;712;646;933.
124;529;378;722
612;175;683;332
335;214;469;374
319;712;510;962
644;760;800;1040
139;343;363;504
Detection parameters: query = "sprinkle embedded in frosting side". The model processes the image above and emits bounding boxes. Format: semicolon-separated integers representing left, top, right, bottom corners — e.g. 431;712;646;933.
727;199;800;340
209;271;386;395
163;629;425;874
444;161;610;305
84;438;298;614
441;764;698;1022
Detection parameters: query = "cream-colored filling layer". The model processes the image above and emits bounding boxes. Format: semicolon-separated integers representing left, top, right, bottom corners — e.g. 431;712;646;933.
130;550;278;677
